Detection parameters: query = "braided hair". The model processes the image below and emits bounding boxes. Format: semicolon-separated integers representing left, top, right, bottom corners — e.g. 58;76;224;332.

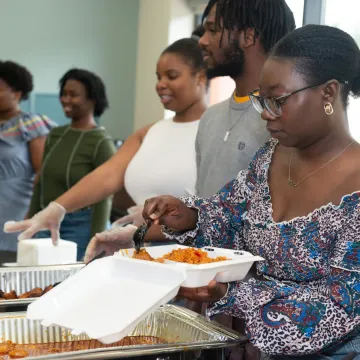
271;25;360;106
0;61;33;100
202;0;296;53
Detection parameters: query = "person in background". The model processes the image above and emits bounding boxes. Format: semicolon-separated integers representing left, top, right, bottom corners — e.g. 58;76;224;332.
196;0;295;198
0;61;55;264
188;1;295;358
142;24;360;359
109;38;207;229
5;38;208;262
27;69;116;261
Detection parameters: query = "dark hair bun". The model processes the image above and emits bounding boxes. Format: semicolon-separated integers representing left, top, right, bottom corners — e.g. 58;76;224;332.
162;38;205;73
271;25;360;105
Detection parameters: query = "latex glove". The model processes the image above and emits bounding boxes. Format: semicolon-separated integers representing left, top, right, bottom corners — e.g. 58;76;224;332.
111;205;145;228
84;224;137;264
3;202;66;245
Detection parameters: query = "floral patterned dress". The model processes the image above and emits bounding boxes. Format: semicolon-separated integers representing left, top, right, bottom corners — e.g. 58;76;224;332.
163;139;360;356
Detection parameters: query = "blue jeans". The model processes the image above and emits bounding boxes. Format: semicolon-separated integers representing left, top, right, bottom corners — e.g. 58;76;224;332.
271;333;360;360
34;208;92;261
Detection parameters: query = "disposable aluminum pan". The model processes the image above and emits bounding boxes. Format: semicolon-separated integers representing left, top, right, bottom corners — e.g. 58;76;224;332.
0;305;247;359
0;264;83;308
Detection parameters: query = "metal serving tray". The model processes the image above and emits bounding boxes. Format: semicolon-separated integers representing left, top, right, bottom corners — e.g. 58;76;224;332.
0;264;83;308
0;305;247;359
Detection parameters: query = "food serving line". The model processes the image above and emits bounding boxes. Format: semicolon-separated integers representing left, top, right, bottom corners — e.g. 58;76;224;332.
0;243;262;359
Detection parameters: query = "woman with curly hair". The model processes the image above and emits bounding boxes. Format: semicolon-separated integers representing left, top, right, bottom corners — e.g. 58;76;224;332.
28;69;116;260
0;61;55;263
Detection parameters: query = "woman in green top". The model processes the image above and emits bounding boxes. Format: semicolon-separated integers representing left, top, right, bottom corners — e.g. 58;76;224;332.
28;69;116;260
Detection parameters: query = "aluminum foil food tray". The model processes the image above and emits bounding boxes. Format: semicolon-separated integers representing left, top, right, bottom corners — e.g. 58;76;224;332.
0;264;83;308
0;305;247;359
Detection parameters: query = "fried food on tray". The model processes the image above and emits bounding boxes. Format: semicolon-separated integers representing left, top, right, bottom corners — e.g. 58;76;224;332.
3;291;17;300
132;247;229;264
0;337;166;358
0;282;61;302
8;348;28;358
18;287;43;299
0;340;14;354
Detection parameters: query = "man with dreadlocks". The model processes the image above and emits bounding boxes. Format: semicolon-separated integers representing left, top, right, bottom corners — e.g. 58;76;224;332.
191;1;295;358
195;0;295;198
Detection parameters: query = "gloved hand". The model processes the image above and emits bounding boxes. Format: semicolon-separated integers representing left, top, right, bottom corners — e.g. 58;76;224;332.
84;224;137;264
111;205;145;228
3;202;66;245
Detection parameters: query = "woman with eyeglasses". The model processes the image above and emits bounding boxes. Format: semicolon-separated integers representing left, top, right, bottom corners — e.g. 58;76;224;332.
142;25;360;359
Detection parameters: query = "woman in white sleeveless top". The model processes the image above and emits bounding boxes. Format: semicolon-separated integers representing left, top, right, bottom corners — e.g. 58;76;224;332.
90;38;207;257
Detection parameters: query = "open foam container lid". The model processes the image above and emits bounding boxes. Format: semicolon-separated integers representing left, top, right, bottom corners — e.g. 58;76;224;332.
26;256;186;344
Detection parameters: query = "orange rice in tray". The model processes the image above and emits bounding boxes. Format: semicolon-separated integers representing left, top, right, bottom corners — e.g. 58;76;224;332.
132;249;164;263
162;248;229;264
132;247;230;264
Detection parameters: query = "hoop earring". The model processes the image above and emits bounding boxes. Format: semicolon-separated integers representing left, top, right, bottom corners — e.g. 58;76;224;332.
324;102;334;115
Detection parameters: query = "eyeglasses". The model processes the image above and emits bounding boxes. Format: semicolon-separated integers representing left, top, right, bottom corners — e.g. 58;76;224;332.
249;81;328;118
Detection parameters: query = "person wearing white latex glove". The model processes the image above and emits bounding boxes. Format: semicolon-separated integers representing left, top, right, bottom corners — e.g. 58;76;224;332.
111;205;145;228
3;202;66;245
84;224;137;263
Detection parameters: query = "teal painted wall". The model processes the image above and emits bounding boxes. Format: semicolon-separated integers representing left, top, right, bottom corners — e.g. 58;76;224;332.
0;0;139;139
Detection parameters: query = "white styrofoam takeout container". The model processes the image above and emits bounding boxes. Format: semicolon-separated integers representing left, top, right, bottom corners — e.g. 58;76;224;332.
117;244;264;288
26;255;186;345
17;238;77;266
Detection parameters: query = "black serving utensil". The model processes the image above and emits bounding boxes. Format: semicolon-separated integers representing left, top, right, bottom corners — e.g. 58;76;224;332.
133;221;151;253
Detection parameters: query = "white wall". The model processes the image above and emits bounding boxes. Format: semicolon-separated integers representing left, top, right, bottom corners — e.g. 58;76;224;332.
165;0;195;119
0;0;139;139
134;0;194;130
169;0;194;45
133;0;171;130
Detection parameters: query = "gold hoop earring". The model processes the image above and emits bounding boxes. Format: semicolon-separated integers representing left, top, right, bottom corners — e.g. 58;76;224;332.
324;102;334;115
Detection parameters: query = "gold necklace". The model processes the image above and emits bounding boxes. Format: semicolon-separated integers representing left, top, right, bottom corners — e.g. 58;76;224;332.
288;140;355;187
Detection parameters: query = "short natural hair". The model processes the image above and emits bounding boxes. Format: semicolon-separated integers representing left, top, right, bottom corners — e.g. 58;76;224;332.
59;68;109;117
162;38;206;74
271;24;360;107
0;61;33;100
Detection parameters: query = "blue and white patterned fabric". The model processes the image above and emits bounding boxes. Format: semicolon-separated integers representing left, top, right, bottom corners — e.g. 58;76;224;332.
163;139;360;356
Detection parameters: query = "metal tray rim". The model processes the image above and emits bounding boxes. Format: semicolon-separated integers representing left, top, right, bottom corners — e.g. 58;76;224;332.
0;305;241;339
0;263;84;273
0;305;248;359
19;340;242;359
0;263;84;308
